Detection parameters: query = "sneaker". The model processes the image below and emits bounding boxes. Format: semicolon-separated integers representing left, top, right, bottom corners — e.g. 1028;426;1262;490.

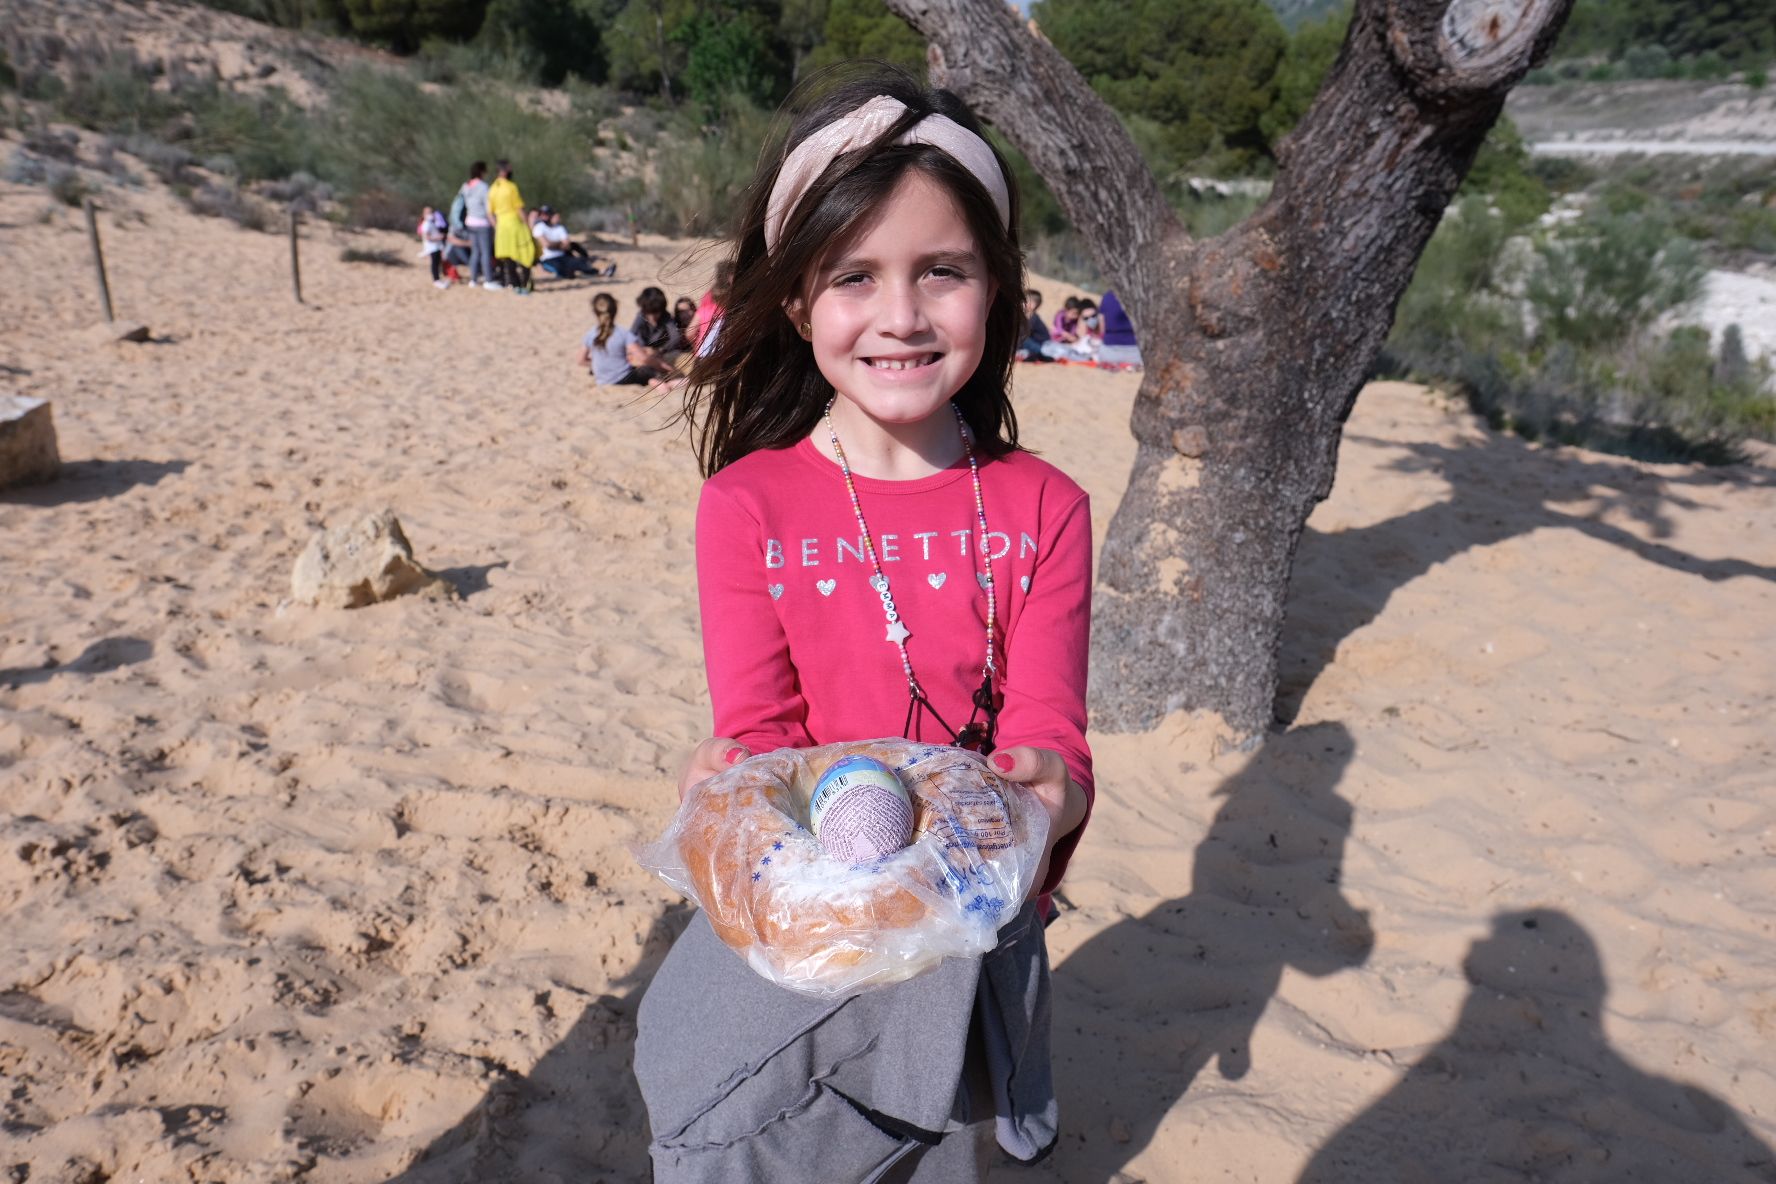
484;281;505;291
433;279;449;289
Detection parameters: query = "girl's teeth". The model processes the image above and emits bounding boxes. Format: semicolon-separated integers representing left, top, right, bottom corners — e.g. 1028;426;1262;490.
872;356;930;370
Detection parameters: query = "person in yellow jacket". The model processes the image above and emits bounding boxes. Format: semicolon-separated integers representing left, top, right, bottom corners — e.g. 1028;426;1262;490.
487;159;538;295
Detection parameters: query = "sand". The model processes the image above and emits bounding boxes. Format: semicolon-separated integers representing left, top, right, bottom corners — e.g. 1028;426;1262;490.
3;162;1775;1184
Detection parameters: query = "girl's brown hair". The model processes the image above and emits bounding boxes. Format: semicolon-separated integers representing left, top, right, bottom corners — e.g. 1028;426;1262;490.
678;64;1025;478
592;292;618;349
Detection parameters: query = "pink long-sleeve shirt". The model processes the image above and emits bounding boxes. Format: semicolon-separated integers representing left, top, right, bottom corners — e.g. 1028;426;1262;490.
695;435;1095;895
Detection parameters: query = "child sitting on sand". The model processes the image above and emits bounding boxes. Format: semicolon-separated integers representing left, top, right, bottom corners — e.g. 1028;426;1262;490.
634;65;1092;1182
577;292;670;386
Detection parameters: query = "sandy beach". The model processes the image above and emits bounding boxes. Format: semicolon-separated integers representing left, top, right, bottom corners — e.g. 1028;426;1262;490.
3;164;1775;1183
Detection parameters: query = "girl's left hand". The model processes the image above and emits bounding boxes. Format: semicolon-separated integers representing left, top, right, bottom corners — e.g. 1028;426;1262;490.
990;746;1088;903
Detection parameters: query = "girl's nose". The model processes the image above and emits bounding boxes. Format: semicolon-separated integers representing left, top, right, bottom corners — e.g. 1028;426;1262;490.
875;282;928;338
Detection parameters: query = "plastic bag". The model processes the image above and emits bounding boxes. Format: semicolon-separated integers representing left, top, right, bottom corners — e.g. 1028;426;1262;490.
633;738;1050;997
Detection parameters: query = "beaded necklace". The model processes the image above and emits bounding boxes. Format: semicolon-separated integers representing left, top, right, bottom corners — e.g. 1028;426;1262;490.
823;398;1000;752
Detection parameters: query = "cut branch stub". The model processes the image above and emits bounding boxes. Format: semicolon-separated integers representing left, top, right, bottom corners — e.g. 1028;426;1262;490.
1383;0;1573;99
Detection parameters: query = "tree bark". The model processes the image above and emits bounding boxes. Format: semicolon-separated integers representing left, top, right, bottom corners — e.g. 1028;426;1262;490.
879;0;1573;743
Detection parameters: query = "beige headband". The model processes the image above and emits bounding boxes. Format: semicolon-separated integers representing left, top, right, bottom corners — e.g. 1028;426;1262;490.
763;95;1012;254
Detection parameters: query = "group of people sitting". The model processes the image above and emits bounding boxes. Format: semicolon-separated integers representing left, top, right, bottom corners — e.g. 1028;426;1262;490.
1017;288;1143;369
577;263;731;387
416;159;619;294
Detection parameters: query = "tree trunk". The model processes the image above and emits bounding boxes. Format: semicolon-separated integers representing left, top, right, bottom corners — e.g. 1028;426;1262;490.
879;0;1573;743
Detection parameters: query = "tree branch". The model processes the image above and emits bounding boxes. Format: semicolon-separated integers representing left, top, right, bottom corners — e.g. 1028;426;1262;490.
879;0;1180;322
1383;0;1575;100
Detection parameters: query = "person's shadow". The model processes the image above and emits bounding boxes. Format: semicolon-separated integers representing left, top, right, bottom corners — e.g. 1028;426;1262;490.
381;902;692;1183
1042;720;1374;1181
1298;910;1776;1183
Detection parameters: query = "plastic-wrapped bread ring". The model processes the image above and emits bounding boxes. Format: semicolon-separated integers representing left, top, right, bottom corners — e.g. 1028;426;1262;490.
634;738;1049;996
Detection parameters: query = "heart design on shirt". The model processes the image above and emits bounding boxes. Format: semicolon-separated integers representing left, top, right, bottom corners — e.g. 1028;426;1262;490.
1021;575;1031;593
768;583;784;600
817;579;836;596
870;574;889;594
927;572;947;589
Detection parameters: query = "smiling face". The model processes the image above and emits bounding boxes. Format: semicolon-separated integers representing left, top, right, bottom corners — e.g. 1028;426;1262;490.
798;170;996;434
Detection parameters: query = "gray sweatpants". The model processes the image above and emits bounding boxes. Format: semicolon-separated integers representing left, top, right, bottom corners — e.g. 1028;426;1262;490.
634;903;1056;1183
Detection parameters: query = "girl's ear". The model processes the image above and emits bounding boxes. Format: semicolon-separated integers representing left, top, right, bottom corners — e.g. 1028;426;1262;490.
783;296;808;337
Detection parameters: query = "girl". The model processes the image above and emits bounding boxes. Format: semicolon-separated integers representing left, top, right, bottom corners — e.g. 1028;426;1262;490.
689;258;733;355
578;291;668;386
634;68;1093;1183
416;205;448;289
673;294;699;336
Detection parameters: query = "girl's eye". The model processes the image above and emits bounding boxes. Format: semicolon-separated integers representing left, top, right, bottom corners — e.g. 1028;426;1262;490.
835;272;870;287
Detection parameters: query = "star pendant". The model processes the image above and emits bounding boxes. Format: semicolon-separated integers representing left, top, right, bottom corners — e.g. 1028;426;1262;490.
885;619;910;644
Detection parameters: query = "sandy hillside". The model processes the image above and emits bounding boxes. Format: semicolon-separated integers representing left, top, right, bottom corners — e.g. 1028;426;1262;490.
3;163;1776;1184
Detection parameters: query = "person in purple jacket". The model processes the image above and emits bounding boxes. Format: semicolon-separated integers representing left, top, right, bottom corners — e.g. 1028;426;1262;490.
1097;289;1142;368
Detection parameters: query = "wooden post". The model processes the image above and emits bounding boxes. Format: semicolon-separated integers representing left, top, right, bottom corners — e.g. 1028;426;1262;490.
83;197;114;323
289;207;304;304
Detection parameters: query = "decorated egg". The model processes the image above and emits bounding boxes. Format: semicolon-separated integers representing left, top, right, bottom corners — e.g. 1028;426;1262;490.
810;754;914;862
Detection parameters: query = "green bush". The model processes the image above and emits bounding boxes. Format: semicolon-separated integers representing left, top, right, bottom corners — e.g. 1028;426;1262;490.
1390;195;1766;463
340;245;408;265
1459;117;1550;228
47;163;92;207
1721;205;1776;256
1525;207;1704;352
677;10;782;112
319;65;602;214
186;180;275;231
648;92;770;234
1033;0;1288;173
1620;43;1670;78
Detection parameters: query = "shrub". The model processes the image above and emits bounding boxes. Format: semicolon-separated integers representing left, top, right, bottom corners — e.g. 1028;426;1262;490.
1715;324;1752;388
93;139;143;184
347;187;417;231
121;136;197;186
319;66;603;219
1025;230;1105;290
647;93;771;235
1523;202;1704;352
1621;43;1670;79
46;163;91;207
186;181;274;231
1721;205;1776;256
2;149;48;185
339;246;407;266
1389;194;1765;464
259;170;334;212
22;127;80;162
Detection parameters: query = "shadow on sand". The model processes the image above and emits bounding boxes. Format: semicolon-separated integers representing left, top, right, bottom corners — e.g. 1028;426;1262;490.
1041;720;1374;1182
1298;909;1776;1183
382;902;692;1183
1276;434;1776;723
0;636;152;689
0;458;190;506
437;561;508;598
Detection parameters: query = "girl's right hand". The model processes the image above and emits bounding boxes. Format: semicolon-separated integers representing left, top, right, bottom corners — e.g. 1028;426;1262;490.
678;737;749;802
